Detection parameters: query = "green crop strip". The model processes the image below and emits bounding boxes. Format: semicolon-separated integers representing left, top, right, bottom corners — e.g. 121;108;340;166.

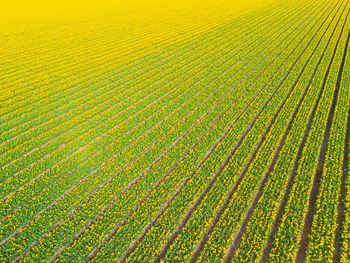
1;0;349;262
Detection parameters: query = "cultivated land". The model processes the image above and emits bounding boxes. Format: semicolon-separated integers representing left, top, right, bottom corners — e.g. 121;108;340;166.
0;0;349;262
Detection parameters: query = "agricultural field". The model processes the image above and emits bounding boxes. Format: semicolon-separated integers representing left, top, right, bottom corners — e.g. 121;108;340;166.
0;0;349;262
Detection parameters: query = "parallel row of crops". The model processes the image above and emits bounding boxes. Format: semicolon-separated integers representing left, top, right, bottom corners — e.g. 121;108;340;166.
1;0;349;262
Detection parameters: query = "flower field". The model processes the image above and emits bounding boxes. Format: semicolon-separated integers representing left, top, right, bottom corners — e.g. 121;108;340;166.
0;0;349;262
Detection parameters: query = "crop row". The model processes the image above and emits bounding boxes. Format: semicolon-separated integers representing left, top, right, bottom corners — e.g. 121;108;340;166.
0;0;292;227
0;7;255;140
303;9;350;262
0;4;236;103
0;0;293;180
0;18;255;183
0;2;300;262
73;0;332;261
0;1;273;123
179;0;341;261
231;1;348;262
339;39;350;263
129;0;336;261
0;7;230;128
0;0;263;74
0;0;292;171
266;2;349;261
8;1;319;261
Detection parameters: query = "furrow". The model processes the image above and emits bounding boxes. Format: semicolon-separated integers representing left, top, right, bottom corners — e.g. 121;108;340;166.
215;1;346;261
262;2;349;261
154;1;332;260
294;8;349;262
303;11;350;262
190;1;340;260
258;5;347;261
89;0;330;260
333;31;350;262
30;4;310;260
223;3;343;260
0;5;292;260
